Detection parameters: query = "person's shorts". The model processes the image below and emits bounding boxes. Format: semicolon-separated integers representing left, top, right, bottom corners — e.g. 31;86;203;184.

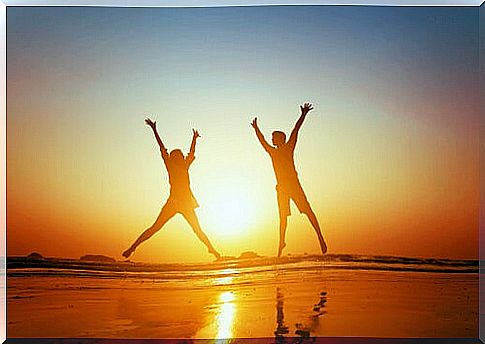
276;183;311;217
165;193;199;214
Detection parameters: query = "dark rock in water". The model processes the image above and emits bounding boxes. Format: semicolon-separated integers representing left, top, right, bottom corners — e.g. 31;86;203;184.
26;252;44;260
238;251;261;259
80;254;115;263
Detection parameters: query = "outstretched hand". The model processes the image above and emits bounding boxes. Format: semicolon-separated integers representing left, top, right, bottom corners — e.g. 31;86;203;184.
300;103;314;115
192;129;201;139
251;117;258;129
145;118;156;129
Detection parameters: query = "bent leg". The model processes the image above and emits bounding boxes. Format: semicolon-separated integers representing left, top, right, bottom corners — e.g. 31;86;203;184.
123;203;177;258
182;209;221;259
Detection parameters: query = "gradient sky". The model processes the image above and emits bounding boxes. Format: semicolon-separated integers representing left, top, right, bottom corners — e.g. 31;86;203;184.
7;6;479;262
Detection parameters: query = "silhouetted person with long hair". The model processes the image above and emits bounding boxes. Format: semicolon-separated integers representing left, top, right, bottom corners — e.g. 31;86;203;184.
251;103;327;257
123;118;221;260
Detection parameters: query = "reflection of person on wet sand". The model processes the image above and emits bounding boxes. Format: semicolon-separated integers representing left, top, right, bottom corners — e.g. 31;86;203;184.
251;103;327;257
123;118;221;260
275;287;327;341
274;288;289;340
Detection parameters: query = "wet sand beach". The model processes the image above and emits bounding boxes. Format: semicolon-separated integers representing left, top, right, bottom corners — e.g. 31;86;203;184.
7;257;478;339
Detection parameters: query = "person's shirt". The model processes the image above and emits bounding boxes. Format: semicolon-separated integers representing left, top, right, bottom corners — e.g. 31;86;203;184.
161;148;195;200
267;140;300;189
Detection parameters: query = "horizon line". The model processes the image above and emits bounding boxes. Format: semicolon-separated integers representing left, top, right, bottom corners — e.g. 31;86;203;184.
5;252;480;262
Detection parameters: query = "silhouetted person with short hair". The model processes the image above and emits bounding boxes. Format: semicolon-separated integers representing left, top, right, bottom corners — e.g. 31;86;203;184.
251;103;327;257
123;118;221;260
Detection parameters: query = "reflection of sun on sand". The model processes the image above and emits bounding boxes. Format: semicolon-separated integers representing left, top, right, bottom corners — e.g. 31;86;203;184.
216;292;236;341
195;291;236;343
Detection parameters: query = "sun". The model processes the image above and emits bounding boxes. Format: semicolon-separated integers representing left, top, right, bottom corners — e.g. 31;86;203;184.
201;186;257;238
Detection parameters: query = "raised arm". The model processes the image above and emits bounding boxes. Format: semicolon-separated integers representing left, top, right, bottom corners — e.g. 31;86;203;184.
186;129;200;166
145;118;169;161
288;103;314;148
251;117;273;154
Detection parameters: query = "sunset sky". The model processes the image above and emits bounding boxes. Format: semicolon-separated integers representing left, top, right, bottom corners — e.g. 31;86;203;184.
7;6;479;262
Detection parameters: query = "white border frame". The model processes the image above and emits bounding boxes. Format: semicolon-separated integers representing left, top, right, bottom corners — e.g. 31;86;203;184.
1;0;484;6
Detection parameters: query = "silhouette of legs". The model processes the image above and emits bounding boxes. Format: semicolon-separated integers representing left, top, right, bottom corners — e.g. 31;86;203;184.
181;208;221;259
305;208;327;255
278;215;288;258
122;203;177;258
277;185;328;257
276;186;291;258
291;186;327;255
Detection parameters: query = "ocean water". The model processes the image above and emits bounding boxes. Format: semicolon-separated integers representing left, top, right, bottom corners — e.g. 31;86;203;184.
6;254;479;280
